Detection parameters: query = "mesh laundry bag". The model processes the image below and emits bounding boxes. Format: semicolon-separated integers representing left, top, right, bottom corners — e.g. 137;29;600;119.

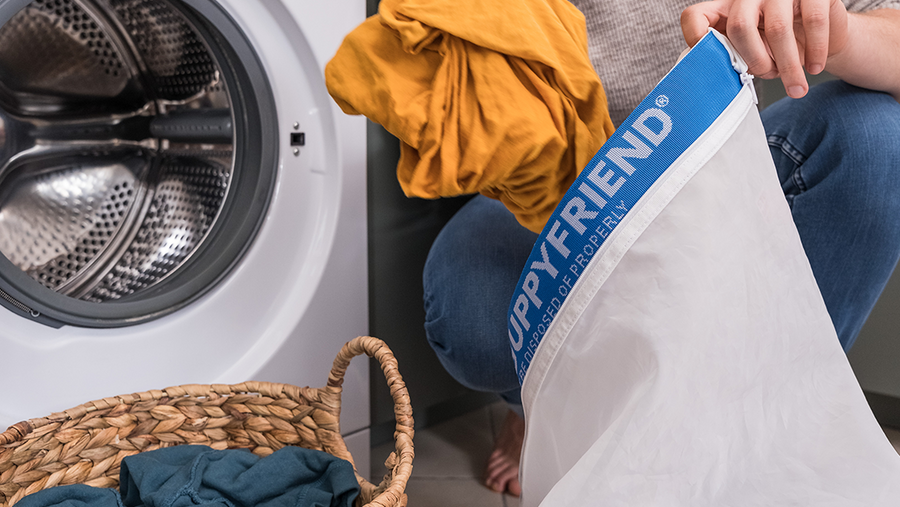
508;30;900;507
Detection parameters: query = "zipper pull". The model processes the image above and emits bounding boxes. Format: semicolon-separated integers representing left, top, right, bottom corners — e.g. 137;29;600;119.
709;29;759;105
741;72;759;105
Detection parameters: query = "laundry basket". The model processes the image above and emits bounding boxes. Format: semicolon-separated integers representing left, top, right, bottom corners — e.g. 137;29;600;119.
0;336;413;507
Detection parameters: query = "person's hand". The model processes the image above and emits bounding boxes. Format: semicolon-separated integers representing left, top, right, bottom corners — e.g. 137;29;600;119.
681;0;850;98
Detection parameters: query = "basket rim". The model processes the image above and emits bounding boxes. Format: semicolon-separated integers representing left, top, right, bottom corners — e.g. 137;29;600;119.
0;336;414;507
1;381;327;444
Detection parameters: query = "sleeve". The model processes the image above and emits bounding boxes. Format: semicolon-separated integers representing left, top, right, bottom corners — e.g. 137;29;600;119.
843;0;900;13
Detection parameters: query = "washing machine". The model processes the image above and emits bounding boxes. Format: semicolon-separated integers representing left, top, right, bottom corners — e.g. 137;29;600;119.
0;0;370;470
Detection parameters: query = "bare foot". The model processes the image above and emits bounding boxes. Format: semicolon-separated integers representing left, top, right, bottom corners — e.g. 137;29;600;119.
485;409;525;496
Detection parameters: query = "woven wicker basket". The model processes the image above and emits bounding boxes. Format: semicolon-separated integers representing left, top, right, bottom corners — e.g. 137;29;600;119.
0;336;413;507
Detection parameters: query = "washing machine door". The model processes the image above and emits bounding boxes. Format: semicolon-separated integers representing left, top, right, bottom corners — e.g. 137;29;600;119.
0;0;367;430
0;0;279;327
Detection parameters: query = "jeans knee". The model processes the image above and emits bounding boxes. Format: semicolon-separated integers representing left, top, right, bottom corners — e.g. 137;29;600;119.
765;80;900;150
423;316;511;393
422;195;535;395
764;81;900;202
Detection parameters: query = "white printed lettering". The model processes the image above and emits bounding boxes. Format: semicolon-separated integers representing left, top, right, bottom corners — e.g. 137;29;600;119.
608;131;652;175
578;182;607;209
522;272;542;309
574;254;589;268
531;242;559;279
588;161;626;198
513;294;530;331
547;221;571;258
543;308;555;323
634;108;672;146
560;197;597;235
509;318;524;351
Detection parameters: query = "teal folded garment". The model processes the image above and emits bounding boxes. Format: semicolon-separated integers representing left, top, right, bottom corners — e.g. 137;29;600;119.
16;445;360;507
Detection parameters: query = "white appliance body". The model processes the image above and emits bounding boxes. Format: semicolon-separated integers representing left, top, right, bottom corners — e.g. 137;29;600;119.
0;0;370;467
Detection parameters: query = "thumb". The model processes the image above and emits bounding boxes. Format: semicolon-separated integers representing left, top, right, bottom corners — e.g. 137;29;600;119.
681;1;727;47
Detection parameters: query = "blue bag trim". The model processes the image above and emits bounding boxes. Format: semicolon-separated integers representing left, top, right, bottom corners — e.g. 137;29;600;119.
508;32;743;384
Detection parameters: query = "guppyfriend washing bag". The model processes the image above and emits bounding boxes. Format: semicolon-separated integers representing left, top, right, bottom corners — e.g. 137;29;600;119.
509;30;900;506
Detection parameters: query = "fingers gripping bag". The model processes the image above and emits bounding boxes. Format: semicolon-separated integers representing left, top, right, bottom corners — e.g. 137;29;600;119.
508;30;900;507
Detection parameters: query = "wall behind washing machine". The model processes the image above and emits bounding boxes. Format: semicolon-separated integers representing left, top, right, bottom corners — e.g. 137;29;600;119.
368;121;499;442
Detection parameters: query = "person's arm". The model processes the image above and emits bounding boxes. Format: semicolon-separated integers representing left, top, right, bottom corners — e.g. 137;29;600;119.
824;8;900;100
681;0;900;101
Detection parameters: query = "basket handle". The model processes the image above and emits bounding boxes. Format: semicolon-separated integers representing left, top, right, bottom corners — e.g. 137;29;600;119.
328;336;414;507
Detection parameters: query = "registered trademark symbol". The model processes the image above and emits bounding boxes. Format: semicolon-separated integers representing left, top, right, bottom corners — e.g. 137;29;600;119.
655;95;669;107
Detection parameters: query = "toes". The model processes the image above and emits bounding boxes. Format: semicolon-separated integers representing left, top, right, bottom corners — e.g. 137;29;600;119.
486;464;520;495
484;409;525;496
485;459;513;483
507;477;522;497
486;479;504;493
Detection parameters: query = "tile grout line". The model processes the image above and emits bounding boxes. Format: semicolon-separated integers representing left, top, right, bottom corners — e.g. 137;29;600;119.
387;403;513;506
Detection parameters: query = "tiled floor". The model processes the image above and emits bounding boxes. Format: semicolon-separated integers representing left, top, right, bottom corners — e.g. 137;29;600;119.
371;401;518;507
374;401;900;507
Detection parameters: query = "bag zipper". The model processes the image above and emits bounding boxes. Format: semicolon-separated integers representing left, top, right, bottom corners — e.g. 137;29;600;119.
709;29;759;105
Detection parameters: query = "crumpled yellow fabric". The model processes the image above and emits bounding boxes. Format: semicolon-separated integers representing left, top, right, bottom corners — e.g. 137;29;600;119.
325;0;615;233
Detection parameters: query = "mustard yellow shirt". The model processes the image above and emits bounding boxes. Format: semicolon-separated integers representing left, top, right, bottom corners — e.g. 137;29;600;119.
325;0;615;233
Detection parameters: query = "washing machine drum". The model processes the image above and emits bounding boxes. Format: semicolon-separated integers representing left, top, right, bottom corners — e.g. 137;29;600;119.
0;0;277;328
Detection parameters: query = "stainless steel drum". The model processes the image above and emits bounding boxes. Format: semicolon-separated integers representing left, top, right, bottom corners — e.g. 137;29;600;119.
0;0;278;327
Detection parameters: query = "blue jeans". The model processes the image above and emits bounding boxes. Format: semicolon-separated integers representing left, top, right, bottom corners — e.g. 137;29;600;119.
422;80;900;411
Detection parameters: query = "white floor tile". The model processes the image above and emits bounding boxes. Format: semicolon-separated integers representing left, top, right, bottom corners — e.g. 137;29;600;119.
489;400;510;439
503;493;521;507
372;406;494;480
404;478;504;507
